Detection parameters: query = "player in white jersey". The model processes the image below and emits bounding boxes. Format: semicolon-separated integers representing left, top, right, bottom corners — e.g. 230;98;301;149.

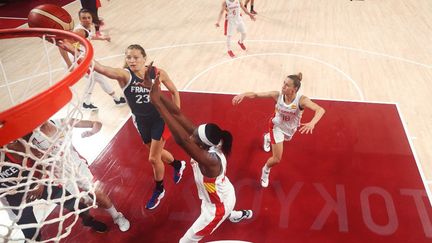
232;72;326;187
216;0;256;58
58;8;126;111
32;119;130;232
149;77;252;243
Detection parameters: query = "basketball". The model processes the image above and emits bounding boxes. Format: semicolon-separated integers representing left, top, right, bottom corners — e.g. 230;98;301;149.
28;4;74;31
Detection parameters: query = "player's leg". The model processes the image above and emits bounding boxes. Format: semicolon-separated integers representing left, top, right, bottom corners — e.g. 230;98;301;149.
94;71;126;106
83;74;98;110
237;20;247;51
180;202;226;243
78;164;131;232
161;148;186;184
145;138;166;209
45;185;108;233
226;19;236;57
261;128;284;187
250;0;257;14
160;124;186;184
94;188;130;232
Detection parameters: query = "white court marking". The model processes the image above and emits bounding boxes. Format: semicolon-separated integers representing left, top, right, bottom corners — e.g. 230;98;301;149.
181;52;365;101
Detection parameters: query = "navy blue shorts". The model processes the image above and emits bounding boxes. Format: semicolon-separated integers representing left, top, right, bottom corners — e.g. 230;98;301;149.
133;115;167;144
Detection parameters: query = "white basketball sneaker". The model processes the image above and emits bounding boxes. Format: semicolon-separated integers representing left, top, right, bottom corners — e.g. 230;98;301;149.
114;212;130;232
261;166;270;188
263;133;271;152
229;210;253;223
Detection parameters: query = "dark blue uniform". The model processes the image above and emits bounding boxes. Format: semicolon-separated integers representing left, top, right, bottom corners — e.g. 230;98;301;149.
123;67;166;144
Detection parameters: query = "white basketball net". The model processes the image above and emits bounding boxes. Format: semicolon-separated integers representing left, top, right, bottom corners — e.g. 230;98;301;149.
0;33;97;242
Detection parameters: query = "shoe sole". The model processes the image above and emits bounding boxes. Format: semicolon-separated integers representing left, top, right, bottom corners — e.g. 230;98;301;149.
175;162;186;184
146;190;165;210
261;179;269;188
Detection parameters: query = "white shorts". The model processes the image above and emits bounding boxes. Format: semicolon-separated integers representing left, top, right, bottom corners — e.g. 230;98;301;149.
269;125;297;144
225;18;246;36
65;153;95;192
74;161;94;191
180;197;236;243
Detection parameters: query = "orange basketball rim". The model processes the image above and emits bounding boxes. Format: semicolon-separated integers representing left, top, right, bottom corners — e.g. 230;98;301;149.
0;28;93;146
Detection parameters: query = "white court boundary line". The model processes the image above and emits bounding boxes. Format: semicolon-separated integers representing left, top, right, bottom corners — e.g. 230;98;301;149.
395;103;432;206
181;52;365;100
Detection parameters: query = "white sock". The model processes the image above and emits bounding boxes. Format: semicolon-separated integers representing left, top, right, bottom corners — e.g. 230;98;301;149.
227;35;232;51
263;165;270;174
105;205;119;219
240;33;246;43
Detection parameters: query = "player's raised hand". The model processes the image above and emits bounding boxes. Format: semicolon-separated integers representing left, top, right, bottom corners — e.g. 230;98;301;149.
57;39;76;54
150;73;162;103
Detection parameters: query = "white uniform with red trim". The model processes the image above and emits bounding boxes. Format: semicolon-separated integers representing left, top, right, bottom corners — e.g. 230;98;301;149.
31;120;95;191
269;92;304;143
180;146;236;242
224;0;246;36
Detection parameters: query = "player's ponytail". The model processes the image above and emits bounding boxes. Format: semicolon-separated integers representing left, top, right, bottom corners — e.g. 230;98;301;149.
220;130;233;157
288;72;302;92
198;123;233;156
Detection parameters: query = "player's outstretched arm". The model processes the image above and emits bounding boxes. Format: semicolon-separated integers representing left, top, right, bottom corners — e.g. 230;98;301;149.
159;69;181;108
57;40;129;87
298;96;325;134
232;91;279;105
92;61;129;87
216;1;226;27
150;80;221;177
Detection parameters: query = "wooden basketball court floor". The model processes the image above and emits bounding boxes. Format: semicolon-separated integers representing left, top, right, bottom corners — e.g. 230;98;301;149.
1;0;432;242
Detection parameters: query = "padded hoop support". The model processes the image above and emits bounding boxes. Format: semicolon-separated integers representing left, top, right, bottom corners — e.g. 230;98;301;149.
0;28;93;146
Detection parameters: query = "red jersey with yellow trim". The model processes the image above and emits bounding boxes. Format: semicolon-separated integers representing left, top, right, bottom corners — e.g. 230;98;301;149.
191;146;235;205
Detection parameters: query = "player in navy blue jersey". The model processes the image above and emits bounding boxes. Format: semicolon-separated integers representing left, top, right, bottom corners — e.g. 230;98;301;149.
61;43;186;210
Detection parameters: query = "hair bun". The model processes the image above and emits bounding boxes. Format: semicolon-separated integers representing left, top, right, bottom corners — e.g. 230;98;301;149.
298;72;303;81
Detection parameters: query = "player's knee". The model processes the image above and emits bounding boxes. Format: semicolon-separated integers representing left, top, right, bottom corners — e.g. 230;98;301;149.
148;156;159;165
272;155;282;164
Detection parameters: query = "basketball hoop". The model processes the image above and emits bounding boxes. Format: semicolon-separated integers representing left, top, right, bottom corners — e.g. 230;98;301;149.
0;28;93;147
0;28;96;242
